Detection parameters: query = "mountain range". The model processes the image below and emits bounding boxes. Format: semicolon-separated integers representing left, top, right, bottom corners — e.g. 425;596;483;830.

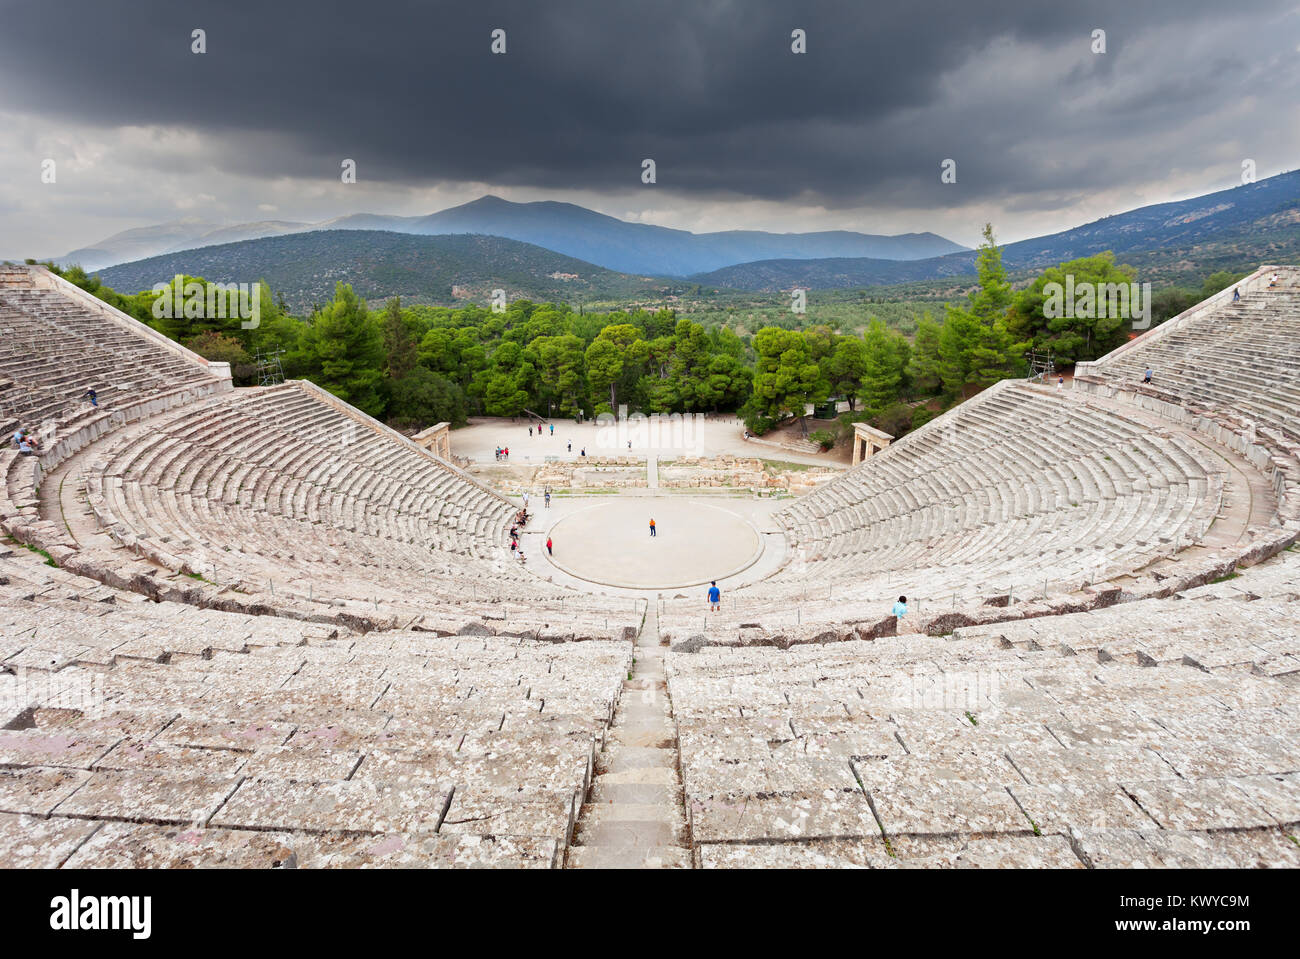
94;230;670;312
692;170;1300;289
81;170;1300;310
58;196;965;276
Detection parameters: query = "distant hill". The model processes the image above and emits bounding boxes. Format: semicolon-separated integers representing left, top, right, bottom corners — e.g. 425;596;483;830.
395;195;965;274
94;230;669;312
60;219;309;272
693;170;1300;290
61;196;965;275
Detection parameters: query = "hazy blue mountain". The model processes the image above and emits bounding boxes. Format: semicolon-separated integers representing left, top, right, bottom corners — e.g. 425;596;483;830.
60;196;965;275
693;170;1300;289
94;230;668;312
59;219;309;272
402;195;965;274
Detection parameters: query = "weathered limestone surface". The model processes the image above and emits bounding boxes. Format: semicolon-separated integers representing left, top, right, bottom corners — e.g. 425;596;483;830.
2;266;1299;869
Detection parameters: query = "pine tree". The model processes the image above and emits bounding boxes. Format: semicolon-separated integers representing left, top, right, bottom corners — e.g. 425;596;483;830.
938;224;1023;397
297;283;386;416
906;312;943;396
859;320;904;415
381;297;418;380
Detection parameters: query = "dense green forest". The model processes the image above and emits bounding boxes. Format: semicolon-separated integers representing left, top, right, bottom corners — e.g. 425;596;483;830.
34;230;1244;444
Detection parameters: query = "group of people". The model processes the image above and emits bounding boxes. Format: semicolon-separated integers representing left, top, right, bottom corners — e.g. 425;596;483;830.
509;510;528;562
11;428;43;455
498;425;597;460
9;388;99;457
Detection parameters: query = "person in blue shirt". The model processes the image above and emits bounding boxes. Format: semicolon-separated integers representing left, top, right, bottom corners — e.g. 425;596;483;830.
707;581;721;612
892;595;908;619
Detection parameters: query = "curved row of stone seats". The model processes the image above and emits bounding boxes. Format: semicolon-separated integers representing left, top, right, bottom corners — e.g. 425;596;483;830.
1073;267;1300;526
0;556;343;670
0;554;633;868
77;381;605;618
1077;272;1300;444
0;283;220;439
725;382;1220;610
665;573;1300;867
949;549;1300;674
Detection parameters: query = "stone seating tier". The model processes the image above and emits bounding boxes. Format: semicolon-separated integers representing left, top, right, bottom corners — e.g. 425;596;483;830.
0;549;631;868
0;289;218;438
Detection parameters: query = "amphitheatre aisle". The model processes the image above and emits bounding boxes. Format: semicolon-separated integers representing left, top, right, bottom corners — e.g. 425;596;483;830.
0;262;1298;869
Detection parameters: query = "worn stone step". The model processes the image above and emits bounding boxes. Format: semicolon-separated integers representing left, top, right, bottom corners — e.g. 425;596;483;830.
589;781;682;805
566;844;690;869
624;670;665;686
573;814;686;847
606;728;677;749
596;766;678;786
576;802;683;825
611;710;673;729
595;746;678;775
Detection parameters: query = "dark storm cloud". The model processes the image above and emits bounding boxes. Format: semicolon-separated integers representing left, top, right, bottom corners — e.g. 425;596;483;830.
0;0;1295;209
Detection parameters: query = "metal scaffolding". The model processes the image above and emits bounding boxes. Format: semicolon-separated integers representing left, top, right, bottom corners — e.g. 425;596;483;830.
1025;349;1056;383
254;348;285;387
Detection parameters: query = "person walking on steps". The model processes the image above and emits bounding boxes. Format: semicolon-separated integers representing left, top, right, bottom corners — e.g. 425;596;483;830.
893;595;908;619
546;536;553;556
649;518;656;538
707;581;721;612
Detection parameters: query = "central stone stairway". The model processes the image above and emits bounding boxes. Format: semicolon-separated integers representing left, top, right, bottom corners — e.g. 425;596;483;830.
567;604;692;868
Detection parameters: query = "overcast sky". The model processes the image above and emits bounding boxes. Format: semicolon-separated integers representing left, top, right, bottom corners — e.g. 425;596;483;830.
1;0;1298;257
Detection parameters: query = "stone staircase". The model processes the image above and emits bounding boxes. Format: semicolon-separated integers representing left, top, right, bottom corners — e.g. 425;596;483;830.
568;604;692;868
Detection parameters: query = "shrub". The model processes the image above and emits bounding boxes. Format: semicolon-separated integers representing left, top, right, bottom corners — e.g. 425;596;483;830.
742;409;777;436
911;406;940;430
808;428;836;450
871;402;914;437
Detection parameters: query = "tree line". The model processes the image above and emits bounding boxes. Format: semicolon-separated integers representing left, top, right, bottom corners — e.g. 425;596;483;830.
35;234;1243;443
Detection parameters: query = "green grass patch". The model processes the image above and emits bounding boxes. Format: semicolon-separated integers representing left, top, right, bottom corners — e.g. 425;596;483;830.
4;535;57;567
762;460;815;473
